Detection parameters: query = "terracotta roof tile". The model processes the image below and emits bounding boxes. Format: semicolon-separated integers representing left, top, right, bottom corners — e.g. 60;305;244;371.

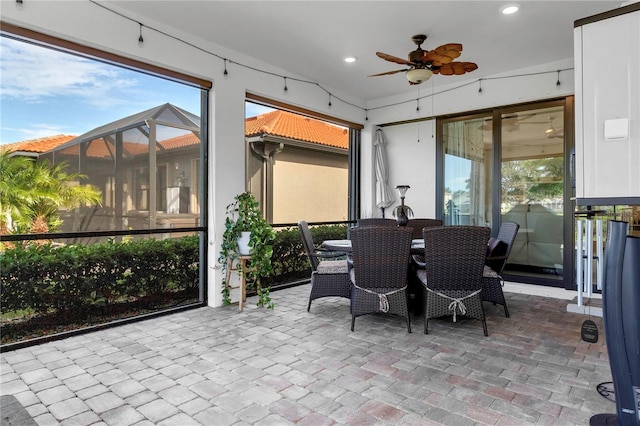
4;111;344;157
159;133;200;150
1;134;76;154
246;110;348;149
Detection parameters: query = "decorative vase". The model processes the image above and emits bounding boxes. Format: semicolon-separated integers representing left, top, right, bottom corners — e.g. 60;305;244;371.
237;231;251;255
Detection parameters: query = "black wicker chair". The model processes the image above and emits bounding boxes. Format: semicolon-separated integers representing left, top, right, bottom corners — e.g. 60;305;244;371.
356;218;397;227
298;220;351;312
407;218;444;240
417;226;491;336
349;226;413;332
482;221;520;317
409;218;445;268
407;218;443;316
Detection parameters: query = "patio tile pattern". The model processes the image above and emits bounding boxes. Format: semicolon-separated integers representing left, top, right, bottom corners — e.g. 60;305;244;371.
1;285;613;425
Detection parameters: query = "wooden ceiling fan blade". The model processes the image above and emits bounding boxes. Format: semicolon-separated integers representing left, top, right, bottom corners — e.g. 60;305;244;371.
367;69;408;77
376;52;415;66
423;43;462;65
434;61;478;75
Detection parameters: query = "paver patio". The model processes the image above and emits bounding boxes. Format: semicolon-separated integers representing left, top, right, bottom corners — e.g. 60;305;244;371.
1;284;613;425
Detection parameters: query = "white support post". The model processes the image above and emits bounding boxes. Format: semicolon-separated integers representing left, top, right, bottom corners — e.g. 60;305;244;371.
586;218;594;298
596;219;604;290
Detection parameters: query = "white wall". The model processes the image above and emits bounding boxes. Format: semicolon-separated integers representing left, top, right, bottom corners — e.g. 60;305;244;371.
362;59;575;224
2;1;577;306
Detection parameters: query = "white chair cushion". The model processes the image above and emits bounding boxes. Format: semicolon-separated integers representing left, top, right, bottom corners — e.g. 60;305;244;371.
317;259;348;274
483;265;500;278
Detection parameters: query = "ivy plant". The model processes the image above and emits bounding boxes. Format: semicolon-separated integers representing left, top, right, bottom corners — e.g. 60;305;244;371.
218;192;275;309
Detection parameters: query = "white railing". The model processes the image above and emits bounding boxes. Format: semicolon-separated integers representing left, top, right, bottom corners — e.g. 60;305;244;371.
575;218;604;306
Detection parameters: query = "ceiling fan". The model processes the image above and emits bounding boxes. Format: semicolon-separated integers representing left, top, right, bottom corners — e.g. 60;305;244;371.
368;34;478;85
544;116;564;138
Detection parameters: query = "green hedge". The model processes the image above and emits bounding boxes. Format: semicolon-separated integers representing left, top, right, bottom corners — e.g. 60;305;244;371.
0;224;348;316
1;236;200;316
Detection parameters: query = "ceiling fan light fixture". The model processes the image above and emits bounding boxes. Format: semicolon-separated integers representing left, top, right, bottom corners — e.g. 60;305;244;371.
406;68;433;84
500;3;520;15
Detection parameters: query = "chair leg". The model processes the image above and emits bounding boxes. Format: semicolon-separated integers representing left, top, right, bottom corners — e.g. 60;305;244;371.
406;314;412;333
351;316;355;331
480;304;488;336
503;304;510;318
307;299;312;312
423;316;429;334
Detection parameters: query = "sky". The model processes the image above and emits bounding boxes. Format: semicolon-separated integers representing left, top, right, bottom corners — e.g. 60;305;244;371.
0;35;272;145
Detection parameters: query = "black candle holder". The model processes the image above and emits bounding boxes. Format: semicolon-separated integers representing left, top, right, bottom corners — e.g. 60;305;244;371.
394;185;413;226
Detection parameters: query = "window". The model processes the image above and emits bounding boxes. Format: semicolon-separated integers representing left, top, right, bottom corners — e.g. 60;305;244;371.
0;25;209;347
245;97;360;224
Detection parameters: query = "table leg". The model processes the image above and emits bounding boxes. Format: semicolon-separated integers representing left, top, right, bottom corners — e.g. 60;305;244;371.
239;257;248;312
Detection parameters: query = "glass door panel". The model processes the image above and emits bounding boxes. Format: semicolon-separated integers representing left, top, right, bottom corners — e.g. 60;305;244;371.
500;106;564;283
442;115;493;227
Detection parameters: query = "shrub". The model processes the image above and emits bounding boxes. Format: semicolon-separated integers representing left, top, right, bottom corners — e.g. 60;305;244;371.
0;235;200;317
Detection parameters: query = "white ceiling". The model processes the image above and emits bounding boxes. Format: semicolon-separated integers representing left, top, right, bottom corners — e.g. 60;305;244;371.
108;1;625;102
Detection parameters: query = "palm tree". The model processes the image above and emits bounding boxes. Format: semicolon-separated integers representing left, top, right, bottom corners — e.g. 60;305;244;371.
0;150;103;235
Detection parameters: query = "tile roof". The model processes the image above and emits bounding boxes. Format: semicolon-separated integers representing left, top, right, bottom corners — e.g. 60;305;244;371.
1;135;77;154
160;133;200;150
246;110;348;149
53;133;200;159
4;109;346;158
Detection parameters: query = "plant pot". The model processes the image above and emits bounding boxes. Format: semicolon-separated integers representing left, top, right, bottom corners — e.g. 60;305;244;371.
237;231;252;255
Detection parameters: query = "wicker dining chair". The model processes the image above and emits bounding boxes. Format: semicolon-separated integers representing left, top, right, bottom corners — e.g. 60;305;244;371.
356;218;397;227
298;220;351;312
407;218;444;240
482;221;520;317
407;218;443;316
417;226;491;336
349;226;413;332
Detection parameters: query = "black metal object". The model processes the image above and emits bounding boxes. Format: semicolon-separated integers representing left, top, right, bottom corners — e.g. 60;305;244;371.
591;220;640;426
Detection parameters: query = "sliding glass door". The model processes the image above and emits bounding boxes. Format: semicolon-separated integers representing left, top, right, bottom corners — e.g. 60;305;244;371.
440;99;571;286
500;103;565;285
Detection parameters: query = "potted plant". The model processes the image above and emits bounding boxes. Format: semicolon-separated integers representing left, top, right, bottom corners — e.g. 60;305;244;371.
218;192;276;309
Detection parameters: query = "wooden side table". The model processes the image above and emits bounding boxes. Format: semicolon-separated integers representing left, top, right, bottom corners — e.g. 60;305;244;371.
225;255;251;311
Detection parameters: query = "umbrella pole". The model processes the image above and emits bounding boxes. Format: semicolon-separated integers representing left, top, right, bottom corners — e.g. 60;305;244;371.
381;207;385;218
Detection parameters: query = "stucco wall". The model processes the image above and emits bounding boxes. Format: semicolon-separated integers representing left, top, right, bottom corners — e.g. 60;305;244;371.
273;148;348;223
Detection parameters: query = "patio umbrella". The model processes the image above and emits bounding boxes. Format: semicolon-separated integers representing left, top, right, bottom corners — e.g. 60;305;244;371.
374;129;395;217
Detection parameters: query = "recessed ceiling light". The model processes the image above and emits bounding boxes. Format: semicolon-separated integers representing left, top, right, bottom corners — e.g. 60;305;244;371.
344;56;357;63
500;3;519;15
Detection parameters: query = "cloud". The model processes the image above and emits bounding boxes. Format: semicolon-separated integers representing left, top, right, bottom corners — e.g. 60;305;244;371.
0;37;138;107
0;123;77;144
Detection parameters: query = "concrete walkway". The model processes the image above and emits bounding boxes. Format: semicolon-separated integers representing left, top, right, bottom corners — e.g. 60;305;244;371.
1;284;614;425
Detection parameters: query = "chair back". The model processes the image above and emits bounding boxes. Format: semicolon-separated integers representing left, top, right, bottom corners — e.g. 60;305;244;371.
350;226;413;290
490;221;520;274
298;220;320;271
356;218;397;227
407;218;443;240
422;226;490;292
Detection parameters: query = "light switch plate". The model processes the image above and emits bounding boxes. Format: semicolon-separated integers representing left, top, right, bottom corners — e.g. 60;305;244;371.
604;118;629;141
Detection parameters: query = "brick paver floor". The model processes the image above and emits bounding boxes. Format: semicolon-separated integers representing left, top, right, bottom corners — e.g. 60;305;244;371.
1;284;614;425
